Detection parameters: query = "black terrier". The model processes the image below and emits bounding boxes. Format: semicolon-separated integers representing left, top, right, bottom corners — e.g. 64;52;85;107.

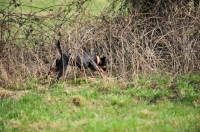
48;40;107;80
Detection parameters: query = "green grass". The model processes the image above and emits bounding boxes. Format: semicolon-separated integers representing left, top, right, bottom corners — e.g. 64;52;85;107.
1;74;200;132
0;0;108;15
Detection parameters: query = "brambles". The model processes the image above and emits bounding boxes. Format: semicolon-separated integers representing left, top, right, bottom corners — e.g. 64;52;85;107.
0;0;199;86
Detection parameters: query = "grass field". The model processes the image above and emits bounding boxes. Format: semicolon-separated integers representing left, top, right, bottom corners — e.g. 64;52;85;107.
0;0;108;15
1;73;200;131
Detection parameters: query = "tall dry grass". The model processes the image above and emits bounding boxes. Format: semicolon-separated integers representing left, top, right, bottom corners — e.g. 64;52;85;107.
0;0;199;86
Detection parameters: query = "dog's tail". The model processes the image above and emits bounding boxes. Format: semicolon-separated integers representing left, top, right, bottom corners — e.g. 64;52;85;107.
56;40;62;57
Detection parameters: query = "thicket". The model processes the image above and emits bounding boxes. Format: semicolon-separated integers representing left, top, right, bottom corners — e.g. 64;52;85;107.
0;0;199;86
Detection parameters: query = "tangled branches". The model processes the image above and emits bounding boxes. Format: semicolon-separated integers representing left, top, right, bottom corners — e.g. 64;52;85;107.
0;0;199;86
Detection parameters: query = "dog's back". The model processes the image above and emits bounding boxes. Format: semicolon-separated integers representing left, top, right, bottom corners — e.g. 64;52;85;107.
76;54;99;71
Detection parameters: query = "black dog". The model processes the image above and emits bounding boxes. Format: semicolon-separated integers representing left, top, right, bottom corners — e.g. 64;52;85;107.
48;40;107;80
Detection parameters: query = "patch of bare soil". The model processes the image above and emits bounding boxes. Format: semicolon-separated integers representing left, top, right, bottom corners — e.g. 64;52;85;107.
0;90;28;100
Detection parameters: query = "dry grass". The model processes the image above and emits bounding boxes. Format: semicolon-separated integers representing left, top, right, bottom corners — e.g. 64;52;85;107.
0;90;28;100
0;0;200;86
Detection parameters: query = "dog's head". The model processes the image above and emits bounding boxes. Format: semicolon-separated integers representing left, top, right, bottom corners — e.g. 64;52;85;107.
98;56;107;72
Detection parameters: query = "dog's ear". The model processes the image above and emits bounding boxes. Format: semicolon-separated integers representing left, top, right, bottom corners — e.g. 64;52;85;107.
99;57;107;71
100;57;107;65
101;57;106;62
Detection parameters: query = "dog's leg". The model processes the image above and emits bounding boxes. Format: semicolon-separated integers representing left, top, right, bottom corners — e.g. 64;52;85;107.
45;67;57;81
56;64;68;81
80;69;86;77
56;71;63;81
99;68;106;74
99;66;108;79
